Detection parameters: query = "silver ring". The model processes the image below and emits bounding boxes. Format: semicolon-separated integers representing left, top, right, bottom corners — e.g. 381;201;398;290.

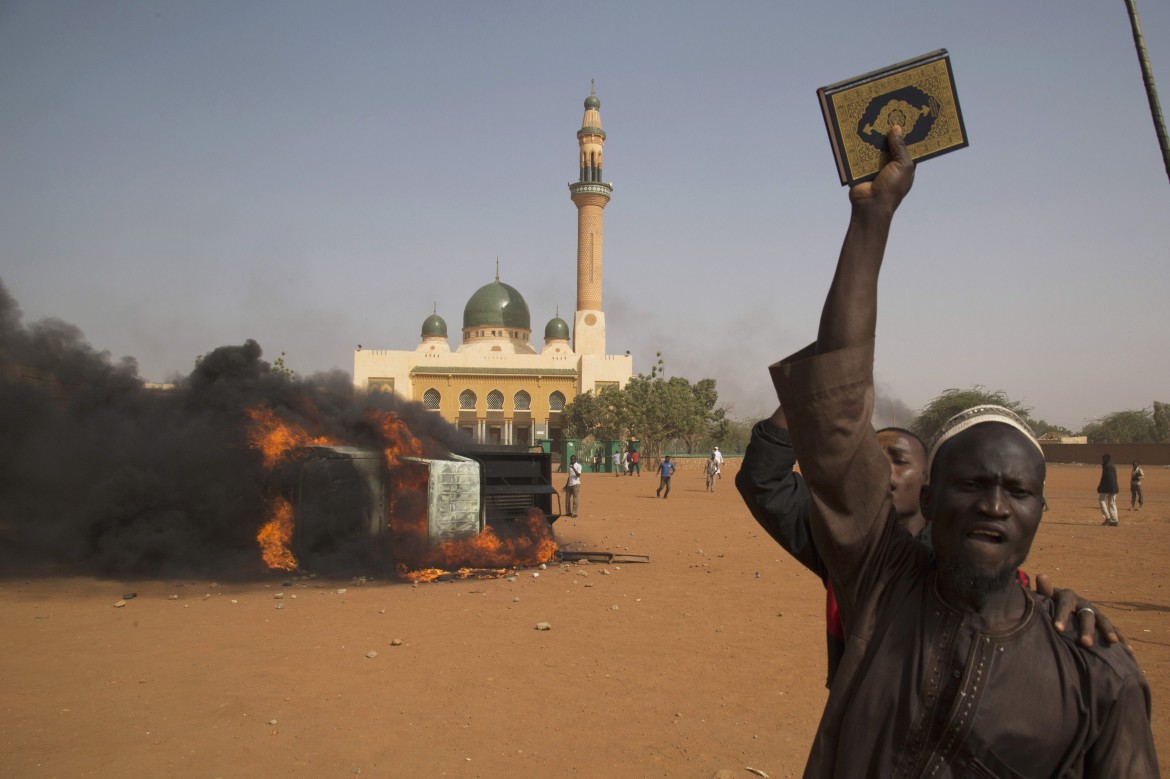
1077;607;1095;618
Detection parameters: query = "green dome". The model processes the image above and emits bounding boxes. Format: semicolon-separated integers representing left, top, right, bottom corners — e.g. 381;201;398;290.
421;313;447;338
462;280;531;330
544;316;570;340
584;94;600;110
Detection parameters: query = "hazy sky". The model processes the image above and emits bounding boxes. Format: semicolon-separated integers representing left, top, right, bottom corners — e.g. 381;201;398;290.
2;1;1167;429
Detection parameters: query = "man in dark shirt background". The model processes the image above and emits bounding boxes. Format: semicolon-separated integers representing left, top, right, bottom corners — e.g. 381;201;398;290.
738;409;933;684
1099;452;1120;526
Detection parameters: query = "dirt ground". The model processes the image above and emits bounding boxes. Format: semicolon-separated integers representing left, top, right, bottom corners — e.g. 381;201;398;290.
1;463;1167;778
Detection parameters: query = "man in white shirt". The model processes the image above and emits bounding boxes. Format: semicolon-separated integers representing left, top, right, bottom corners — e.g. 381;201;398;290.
564;454;582;517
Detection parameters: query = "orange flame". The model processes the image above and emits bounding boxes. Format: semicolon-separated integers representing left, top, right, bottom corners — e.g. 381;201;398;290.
364;408;425;468
245;405;336;470
396;564;510;583
244;404;557;579
396;509;558;581
245;405;336;570
257;496;298;571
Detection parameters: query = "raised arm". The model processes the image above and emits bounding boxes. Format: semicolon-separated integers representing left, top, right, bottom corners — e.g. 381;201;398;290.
735;405;827;581
816;127;915;354
770;128;920;628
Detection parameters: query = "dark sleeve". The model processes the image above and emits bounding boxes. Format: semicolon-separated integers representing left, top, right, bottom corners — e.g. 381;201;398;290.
1084;673;1159;777
735;417;827;581
771;342;904;633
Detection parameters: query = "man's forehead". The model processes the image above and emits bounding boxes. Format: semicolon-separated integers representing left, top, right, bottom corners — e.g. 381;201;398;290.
878;429;911;448
878;429;925;457
927;405;1044;474
935;423;1046;477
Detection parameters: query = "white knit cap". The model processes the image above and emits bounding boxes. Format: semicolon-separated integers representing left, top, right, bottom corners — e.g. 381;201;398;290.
927;405;1044;474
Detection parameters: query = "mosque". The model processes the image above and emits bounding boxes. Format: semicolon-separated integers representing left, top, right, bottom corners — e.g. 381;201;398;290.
352;87;634;446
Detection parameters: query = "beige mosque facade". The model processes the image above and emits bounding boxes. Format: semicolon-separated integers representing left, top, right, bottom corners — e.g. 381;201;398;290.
352;89;633;445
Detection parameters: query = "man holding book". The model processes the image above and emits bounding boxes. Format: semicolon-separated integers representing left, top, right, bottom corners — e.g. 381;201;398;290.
767;127;1157;775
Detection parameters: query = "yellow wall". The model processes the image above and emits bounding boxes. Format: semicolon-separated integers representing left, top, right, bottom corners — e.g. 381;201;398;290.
410;371;579;429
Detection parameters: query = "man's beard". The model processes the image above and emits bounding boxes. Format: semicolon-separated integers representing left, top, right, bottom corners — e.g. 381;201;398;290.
938;556;1020;601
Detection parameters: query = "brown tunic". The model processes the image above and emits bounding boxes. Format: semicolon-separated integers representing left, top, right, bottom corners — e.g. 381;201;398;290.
772;341;1158;778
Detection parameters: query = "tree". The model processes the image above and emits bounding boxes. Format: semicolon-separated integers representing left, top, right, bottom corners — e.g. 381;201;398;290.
1081;409;1157;444
1029;418;1073;439
561;390;602;439
620;375;684;461
561;385;624;441
650;351;665;378
682;378;725;453
563;354;729;460
1152;401;1170;443
714;416;754;455
911;387;1035;444
601;373;728;460
269;351;295;379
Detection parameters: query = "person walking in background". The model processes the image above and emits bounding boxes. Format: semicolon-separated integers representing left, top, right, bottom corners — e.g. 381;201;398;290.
563;454;582;518
613;450;621;477
623;450;632;476
629;449;640;476
705;453;719;492
712;446;724;479
656;456;675;498
1130;460;1145;510
1098;453;1119;526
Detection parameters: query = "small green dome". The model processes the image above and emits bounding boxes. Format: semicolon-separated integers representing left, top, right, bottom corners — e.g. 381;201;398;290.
463;280;531;330
421;313;447;338
544;316;570;340
584;94;600;110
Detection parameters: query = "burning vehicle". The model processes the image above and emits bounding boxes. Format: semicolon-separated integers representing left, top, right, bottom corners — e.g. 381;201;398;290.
252;407;563;581
283;444;562;550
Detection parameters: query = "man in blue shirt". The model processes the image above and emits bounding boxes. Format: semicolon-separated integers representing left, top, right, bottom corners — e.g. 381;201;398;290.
655;456;675;498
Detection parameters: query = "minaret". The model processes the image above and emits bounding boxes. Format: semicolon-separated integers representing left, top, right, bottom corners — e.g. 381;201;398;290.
568;82;613;356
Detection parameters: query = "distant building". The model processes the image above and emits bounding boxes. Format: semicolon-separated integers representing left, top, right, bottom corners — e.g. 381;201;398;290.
353;87;633;445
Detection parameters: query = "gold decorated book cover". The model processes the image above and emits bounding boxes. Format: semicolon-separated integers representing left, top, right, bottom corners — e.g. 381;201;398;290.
817;50;967;186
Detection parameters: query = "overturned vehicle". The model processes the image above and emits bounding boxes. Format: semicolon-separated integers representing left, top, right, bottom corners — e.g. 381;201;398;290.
271;444;563;574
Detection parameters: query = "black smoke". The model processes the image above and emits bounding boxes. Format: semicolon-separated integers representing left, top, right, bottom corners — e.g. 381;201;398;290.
873;382;918;430
0;278;464;578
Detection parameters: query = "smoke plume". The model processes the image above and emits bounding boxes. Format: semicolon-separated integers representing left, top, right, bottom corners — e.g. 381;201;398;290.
0;278;464;578
873;382;918;430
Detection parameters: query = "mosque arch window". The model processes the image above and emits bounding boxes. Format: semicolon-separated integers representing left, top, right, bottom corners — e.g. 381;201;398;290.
549;391;566;412
423;388;441;410
459;390;477;410
514;390;531;411
487;390;504;410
